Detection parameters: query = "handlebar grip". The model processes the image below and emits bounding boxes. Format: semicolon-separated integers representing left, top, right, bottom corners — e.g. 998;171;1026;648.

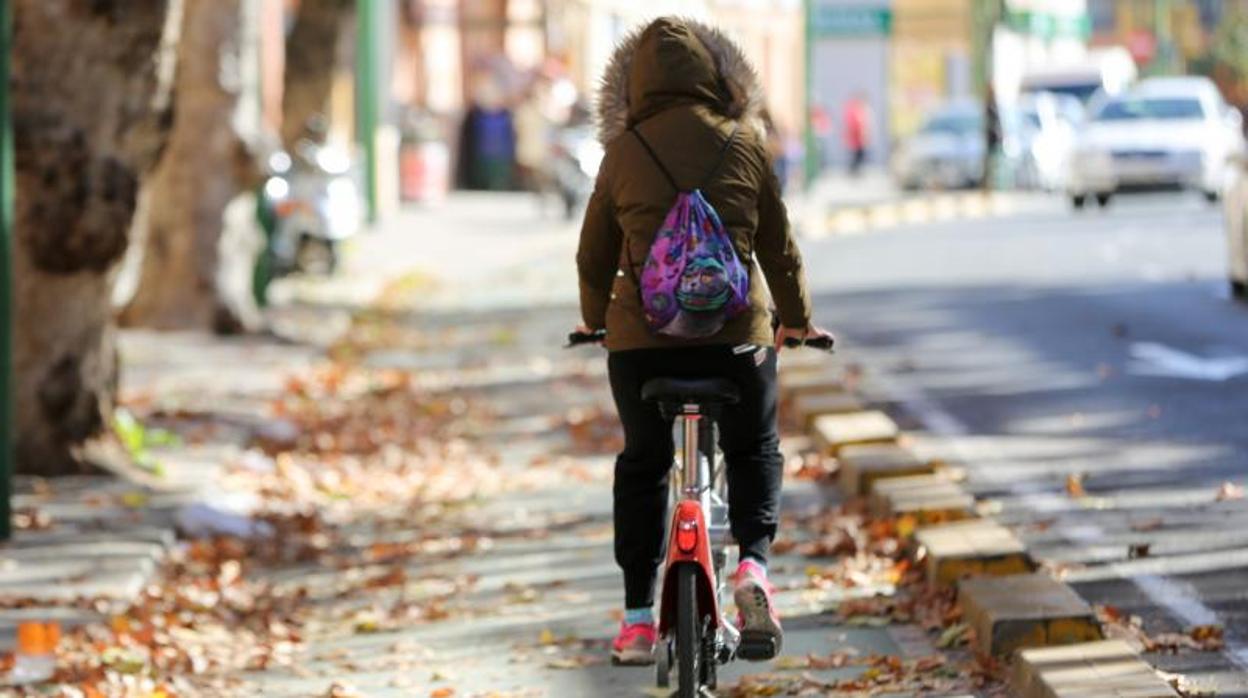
566;330;607;347
782;335;835;352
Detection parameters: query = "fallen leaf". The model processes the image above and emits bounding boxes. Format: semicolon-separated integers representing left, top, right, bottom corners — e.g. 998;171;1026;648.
1100;605;1125;623
1189;625;1225;651
895;515;917;539
772;655;810;670
323;683;365;698
913;654;947;672
1216;482;1244;501
843;615;891;627
936;623;969;649
545;654;600;669
1065;473;1086;498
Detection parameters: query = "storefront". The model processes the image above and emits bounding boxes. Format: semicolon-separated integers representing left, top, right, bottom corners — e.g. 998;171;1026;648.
806;0;894;172
890;0;973;139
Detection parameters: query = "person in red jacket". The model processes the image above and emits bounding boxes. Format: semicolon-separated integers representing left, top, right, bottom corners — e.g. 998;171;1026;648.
843;91;872;177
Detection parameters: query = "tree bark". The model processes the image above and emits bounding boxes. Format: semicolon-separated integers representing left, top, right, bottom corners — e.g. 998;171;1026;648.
281;0;353;148
12;0;181;475
116;0;265;332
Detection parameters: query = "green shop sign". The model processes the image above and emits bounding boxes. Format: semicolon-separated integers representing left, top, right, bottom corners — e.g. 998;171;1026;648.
810;3;892;37
1004;8;1091;40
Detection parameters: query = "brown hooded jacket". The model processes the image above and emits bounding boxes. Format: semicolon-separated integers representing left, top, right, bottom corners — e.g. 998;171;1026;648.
575;17;812;351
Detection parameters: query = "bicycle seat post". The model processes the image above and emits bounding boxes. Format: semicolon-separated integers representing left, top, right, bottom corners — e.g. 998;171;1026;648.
680;404;702;500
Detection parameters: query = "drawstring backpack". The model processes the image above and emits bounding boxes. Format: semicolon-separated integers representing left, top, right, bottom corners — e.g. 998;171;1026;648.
629;124;750;339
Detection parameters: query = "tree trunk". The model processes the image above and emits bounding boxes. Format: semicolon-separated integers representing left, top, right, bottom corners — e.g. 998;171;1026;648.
281;0;353;148
116;0;265;332
12;0;181;475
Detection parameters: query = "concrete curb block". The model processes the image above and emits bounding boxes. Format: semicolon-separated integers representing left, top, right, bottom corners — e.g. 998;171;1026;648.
794;392;865;429
811;411;900;456
778;370;845;402
1012;640;1179;698
807;191;1032;239
868;473;976;523
790;373;1184;690
959;573;1102;657
914;519;1035;588
837;443;932;496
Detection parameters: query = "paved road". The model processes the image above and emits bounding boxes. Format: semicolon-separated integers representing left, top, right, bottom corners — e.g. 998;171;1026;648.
245;190;1248;696
245;196;942;697
801;191;1248;694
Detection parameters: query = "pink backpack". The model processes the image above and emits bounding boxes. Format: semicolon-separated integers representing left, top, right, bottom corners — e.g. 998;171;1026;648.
631;125;750;339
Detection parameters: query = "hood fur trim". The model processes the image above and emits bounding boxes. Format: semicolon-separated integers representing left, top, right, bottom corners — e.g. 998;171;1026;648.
595;17;764;145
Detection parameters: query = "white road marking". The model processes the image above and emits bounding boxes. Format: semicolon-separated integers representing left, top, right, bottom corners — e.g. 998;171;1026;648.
867;368;1248;670
1128;342;1248;382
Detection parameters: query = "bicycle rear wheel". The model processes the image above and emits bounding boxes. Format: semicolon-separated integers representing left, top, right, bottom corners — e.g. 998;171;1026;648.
676;564;701;698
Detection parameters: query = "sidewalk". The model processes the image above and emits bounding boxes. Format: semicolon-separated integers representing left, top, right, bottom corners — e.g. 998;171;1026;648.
2;193;995;696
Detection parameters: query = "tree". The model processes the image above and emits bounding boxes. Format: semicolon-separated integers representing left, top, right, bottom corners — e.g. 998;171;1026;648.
281;0;354;148
11;0;181;475
1207;9;1248;109
116;0;266;333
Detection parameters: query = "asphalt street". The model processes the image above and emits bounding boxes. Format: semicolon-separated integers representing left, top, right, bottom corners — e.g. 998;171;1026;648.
248;198;922;697
801;191;1248;694
243;191;1248;696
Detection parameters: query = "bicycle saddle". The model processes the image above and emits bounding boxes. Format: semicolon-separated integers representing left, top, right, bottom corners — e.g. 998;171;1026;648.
641;377;740;405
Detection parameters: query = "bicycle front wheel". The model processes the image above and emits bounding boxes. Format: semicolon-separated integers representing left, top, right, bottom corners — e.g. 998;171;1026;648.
676;564;701;698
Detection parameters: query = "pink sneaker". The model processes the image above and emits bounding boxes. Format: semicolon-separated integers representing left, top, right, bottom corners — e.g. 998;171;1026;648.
732;559;783;660
610;621;657;665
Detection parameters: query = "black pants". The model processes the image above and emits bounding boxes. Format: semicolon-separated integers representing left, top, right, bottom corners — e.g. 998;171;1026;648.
608;344;783;609
849;148;867;176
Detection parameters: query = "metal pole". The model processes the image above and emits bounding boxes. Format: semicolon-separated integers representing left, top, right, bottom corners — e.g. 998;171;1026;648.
355;0;379;223
1153;0;1174;75
0;0;14;541
803;0;816;188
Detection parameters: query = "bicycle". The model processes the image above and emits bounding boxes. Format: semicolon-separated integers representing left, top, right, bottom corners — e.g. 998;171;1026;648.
567;329;834;698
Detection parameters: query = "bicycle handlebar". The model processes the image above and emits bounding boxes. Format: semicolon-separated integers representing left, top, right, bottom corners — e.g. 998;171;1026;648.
566;329;833;353
782;334;836;352
566;329;607;347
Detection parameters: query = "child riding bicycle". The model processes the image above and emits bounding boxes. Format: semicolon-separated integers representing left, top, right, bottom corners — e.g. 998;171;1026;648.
573;16;831;665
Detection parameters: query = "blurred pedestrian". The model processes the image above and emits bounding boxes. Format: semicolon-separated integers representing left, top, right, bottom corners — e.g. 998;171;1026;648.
575;16;832;667
811;104;833;173
983;85;1002;192
456;75;517;191
843;91;872;177
760;108;789;191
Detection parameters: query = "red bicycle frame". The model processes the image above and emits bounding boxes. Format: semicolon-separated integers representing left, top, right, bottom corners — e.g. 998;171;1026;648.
658;501;719;634
657;412;721;636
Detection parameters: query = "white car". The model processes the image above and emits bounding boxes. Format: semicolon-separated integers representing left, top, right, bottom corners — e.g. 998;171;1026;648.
1066;77;1245;209
892;100;1028;190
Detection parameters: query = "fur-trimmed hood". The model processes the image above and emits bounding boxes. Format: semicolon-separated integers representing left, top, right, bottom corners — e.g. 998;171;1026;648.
595;17;764;145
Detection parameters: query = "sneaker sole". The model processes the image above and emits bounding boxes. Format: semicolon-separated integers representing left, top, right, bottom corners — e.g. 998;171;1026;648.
734;581;782;659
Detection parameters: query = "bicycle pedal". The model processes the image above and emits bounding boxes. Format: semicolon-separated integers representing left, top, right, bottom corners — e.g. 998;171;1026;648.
736;632;778;661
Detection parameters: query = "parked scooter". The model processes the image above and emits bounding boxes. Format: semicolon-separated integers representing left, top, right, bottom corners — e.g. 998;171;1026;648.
262;141;362;276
